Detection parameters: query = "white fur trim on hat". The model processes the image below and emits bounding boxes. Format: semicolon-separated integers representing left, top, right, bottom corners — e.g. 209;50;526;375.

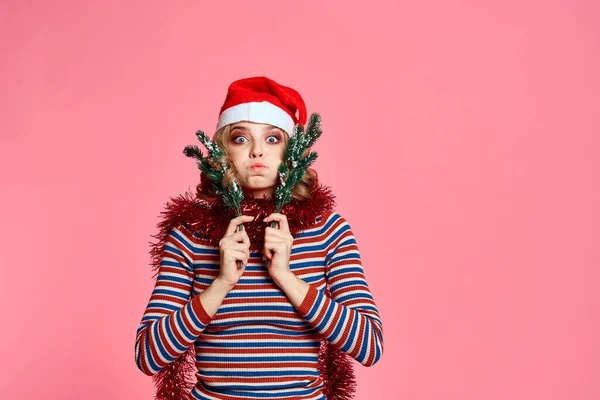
216;101;295;135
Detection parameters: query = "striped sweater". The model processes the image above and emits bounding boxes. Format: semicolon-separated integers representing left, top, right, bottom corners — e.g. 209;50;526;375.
135;209;384;399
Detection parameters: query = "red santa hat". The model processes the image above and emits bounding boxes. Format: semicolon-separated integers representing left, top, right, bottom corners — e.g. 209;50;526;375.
216;76;307;136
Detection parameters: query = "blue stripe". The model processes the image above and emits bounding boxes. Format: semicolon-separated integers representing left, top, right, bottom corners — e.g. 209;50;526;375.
341;311;359;353
198;355;317;363
357;321;370;363
174;308;194;342
200;369;319;377
315;298;335;332
242;265;267;272
204;327;318;336
147;301;180;312
337;235;357;246
152;319;170;362
294;212;339;238
192;263;219;271
374;330;381;364
328;266;364;278
330;279;368;291
326;221;350;245
329;252;360;265
208;319;310;328
170;230;218;256
329;304;348;343
156;273;191;285
237;277;276;284
140;316;159;326
304;289;323;321
302;275;325;284
186;300;205;330
200;368;319;378
164;314;188;352
335;291;375;304
197;341;320;348
135;324;145;336
144;329;160;372
194;277;215;285
163;241;188;256
219;305;296;313
152;288;189;298
288;259;326;268
163;242;194;267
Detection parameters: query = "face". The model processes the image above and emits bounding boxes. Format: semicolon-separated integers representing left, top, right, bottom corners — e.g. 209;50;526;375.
226;121;287;199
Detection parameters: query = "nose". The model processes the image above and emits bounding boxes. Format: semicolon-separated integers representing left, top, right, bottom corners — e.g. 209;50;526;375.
250;140;264;158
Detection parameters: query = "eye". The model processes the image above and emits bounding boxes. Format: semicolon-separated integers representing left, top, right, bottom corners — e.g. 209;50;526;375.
266;135;280;143
232;135;247;144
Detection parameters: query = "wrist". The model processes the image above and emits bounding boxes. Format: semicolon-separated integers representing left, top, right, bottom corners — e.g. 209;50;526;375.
273;272;309;308
213;276;236;292
272;271;298;289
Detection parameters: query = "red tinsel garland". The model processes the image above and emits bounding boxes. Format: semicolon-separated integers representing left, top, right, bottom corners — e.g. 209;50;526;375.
147;184;356;399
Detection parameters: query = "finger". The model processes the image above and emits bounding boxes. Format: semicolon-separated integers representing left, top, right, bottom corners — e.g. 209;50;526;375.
241;230;250;247
225;215;255;236
263;213;290;232
263;248;272;261
228;242;250;253
221;231;248;248
231;250;248;266
265;226;292;240
263;243;271;260
231;230;251;247
263;239;284;258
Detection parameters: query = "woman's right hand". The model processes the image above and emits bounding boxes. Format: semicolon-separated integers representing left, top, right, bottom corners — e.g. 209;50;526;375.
217;215;254;287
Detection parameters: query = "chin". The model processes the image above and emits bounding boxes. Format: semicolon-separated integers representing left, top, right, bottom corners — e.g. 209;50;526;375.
244;176;277;187
242;178;277;193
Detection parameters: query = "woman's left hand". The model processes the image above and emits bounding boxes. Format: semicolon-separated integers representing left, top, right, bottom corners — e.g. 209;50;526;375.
263;213;294;284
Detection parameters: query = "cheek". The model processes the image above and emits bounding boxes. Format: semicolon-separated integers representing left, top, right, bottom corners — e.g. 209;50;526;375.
226;150;242;167
276;144;286;158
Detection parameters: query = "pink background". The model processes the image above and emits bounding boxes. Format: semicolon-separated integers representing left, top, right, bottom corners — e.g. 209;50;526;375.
1;1;599;399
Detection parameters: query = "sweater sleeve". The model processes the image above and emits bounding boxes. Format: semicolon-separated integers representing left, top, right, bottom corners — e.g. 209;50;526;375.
134;225;213;376
296;212;384;366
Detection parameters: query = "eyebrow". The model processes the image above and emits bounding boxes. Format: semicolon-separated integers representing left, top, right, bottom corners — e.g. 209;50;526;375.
230;124;281;133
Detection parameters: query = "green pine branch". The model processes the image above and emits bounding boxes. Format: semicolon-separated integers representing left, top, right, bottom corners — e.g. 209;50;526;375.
183;130;245;269
274;112;322;212
268;112;323;269
183;130;244;212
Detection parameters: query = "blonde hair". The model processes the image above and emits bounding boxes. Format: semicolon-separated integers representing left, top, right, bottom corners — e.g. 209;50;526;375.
195;124;319;202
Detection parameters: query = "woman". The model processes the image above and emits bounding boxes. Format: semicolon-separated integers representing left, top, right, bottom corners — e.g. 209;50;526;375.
135;76;384;400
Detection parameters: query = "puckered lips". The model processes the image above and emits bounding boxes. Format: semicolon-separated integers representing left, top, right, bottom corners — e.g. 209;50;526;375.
249;162;267;171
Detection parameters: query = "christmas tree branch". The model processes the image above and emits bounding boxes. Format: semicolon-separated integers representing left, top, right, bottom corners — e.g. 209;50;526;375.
267;113;322;268
183;130;245;269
